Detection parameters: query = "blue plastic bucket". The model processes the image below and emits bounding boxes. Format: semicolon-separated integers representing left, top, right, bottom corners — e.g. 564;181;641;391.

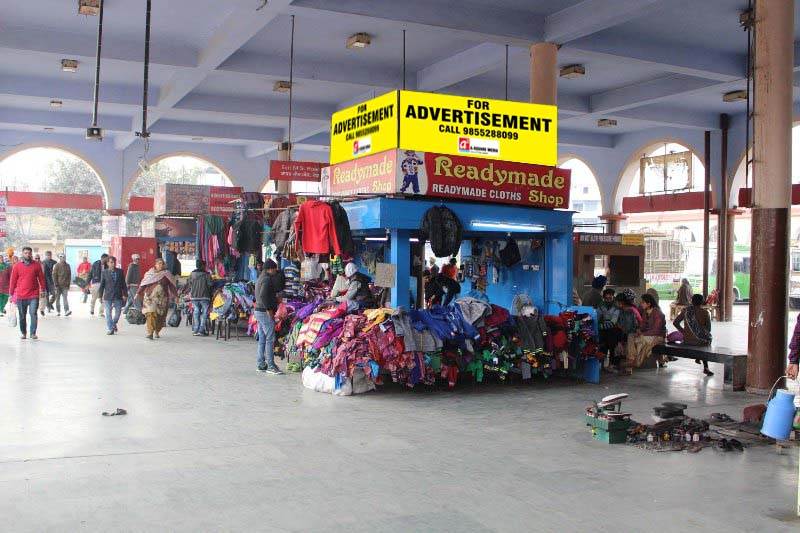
583;358;601;384
761;387;796;441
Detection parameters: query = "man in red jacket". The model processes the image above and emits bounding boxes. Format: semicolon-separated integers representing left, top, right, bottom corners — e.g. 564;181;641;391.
9;246;46;340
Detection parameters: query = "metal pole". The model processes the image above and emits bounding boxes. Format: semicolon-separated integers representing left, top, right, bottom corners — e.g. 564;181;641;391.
402;30;406;90
703;131;711;297
139;0;152;138
504;45;509;100
287;14;295;161
91;0;104;127
718;113;731;320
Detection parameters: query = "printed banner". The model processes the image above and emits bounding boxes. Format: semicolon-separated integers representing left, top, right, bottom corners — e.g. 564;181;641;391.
209;186;243;215
270;160;324;182
576;233;645;246
330;91;399;165
399;91;557;166
155;184;242;216
396;151;570;209
323;150;397;197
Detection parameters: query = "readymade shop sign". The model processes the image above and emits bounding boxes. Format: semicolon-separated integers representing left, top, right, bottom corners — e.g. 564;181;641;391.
329;91;557;167
322;149;570;209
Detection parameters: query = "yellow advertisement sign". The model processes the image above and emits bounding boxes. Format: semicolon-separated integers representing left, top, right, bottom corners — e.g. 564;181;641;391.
329;91;398;165
621;234;645;246
399;91;557;166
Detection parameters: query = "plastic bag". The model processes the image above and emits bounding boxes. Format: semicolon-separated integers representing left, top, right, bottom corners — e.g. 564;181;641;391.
6;303;17;328
300;256;321;281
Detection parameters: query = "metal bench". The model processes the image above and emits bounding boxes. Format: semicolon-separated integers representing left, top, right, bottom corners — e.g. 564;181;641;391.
652;343;747;391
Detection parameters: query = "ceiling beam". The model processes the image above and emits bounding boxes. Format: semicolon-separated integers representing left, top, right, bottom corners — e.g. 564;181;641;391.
115;0;293;150
588;74;721;115
416;43;505;92
558;131;615;149
610;105;720;130
287;1;543;46
544;0;665;44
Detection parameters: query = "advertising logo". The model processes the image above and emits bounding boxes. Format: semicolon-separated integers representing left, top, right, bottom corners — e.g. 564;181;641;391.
352;136;372;156
457;137;499;157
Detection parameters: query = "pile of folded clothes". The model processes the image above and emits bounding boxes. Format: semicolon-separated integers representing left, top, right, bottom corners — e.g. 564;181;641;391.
274;286;600;394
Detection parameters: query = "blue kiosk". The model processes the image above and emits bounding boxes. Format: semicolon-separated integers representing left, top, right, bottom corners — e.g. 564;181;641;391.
342;197;574;314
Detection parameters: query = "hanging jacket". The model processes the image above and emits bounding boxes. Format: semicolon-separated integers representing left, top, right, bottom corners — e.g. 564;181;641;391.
294;201;342;255
327;201;355;256
420;206;462;257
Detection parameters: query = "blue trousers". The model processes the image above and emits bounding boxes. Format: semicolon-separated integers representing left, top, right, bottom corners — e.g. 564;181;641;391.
17;298;39;336
255;310;276;370
104;299;123;333
192;299;210;334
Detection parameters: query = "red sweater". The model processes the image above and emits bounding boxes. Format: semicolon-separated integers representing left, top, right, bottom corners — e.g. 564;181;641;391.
294;200;341;255
9;260;46;300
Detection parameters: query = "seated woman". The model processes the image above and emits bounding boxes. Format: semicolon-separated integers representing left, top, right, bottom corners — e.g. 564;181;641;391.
672;293;714;376
614;290;642;372
626;292;666;373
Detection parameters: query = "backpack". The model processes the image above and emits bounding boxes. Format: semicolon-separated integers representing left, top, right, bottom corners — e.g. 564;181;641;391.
498;237;521;267
421;206;463;258
125;307;146;325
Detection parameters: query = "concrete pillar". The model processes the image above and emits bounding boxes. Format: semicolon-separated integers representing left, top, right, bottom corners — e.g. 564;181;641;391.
747;0;794;392
599;214;626;234
725;209;742;319
274;146;291;194
717;114;731;321
530;43;558;105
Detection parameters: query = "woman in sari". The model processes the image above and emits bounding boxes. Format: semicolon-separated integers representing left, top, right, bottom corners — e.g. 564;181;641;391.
137;258;177;340
676;278;692;306
625;292;666;373
673;293;714;376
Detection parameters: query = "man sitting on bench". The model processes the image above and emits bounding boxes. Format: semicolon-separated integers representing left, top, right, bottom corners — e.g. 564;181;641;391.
672;293;714;376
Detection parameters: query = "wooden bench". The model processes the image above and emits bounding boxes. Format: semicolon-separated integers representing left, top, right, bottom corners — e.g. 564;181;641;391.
652;343;747;391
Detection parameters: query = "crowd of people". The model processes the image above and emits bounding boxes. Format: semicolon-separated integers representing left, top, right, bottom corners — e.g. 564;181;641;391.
584;275;714;376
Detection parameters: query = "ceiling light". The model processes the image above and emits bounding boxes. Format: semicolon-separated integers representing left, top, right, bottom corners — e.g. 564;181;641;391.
85;127;103;140
49;99;63;108
61;59;79;72
191;137;204;141
364;236;388;242
559;64;586;79
471;221;546;232
273;80;292;93
723;90;748;103
43;127;55;132
597;118;618;128
346;33;372;49
78;0;100;16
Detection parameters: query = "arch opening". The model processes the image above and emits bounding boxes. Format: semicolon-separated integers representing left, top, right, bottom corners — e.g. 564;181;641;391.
0;147;109;252
558;157;602;233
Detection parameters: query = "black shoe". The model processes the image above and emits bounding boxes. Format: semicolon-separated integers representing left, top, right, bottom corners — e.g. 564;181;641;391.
65;311;72;316
257;366;268;373
106;331;114;335
703;368;714;376
266;367;284;375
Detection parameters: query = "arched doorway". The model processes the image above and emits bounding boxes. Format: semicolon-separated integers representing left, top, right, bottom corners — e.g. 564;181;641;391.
0;147;108;252
558;157;602;232
619;141;710;301
125;155;234;237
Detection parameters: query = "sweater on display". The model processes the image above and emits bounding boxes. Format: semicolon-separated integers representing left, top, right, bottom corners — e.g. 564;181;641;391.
294;200;341;255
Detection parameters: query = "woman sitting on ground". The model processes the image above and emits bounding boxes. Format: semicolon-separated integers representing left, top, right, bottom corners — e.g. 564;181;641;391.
672;293;714;376
626;292;666;373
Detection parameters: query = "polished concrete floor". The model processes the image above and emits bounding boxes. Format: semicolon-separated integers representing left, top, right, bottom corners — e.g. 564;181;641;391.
1;293;798;532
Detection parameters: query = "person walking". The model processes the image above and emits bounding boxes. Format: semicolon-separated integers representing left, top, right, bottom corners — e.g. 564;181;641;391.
123;254;142;313
673;293;714;376
9;246;46;340
41;250;57;314
0;255;10;315
52;253;72;316
98;256;128;335
189;260;213;336
89;254;109;317
254;259;284;374
138;258;177;340
76;256;91;303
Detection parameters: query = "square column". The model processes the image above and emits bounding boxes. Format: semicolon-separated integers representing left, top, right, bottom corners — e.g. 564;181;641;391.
389;229;411;308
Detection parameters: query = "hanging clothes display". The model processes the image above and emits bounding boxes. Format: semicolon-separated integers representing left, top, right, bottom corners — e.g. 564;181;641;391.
294;200;342;255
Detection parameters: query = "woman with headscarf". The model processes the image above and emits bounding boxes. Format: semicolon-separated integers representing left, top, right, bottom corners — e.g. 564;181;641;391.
137;258;177;340
676;278;692;306
673;293;714;376
626;292;666;373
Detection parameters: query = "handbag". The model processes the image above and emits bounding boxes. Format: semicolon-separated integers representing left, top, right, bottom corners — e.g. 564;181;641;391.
167;308;182;327
6;303;17;328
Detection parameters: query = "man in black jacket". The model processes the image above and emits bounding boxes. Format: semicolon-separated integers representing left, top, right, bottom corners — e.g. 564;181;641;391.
90;253;108;317
41;251;57;315
189;260;213;336
254;260;284;374
123;254;142;313
97;256;128;335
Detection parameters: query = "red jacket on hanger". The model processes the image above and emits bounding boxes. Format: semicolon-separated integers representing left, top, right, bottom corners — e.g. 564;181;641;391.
294;200;342;255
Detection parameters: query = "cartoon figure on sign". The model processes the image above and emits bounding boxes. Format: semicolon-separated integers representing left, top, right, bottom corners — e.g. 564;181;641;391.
400;150;424;194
